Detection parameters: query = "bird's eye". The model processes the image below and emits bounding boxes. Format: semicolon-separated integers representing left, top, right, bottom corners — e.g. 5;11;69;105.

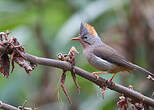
84;36;87;39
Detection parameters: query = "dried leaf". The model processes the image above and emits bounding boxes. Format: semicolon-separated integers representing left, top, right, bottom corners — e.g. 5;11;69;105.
0;54;10;78
101;86;107;99
133;103;144;110
117;96;128;110
10;51;15;73
71;70;80;94
147;75;154;82
0;31;36;77
14;57;33;75
60;70;72;104
11;60;15;73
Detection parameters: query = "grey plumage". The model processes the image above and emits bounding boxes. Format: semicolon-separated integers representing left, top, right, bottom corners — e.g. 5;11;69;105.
93;45;154;77
72;23;154;77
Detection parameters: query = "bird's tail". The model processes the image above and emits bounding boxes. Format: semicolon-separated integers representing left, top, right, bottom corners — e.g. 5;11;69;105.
131;63;154;77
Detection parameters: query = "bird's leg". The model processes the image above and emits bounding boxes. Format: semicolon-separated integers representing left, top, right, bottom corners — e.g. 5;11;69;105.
60;70;72;104
92;71;107;79
109;73;117;82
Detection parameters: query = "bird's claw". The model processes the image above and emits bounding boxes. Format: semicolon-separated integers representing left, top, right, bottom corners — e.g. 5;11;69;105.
108;80;115;86
92;72;100;79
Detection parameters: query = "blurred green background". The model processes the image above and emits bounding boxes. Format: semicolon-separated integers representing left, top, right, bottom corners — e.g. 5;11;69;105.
0;0;154;109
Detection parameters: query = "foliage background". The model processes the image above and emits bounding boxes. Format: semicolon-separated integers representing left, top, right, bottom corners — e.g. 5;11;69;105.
0;0;153;110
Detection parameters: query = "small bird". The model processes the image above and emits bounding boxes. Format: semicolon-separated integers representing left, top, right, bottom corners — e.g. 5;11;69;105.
72;23;154;81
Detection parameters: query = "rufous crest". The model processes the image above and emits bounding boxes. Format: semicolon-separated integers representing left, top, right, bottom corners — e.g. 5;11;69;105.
84;23;98;36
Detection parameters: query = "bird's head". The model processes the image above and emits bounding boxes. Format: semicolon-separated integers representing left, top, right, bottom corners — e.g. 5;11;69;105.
72;23;102;48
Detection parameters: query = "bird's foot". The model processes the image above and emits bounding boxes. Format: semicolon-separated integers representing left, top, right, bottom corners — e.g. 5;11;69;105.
108;73;117;85
108;80;115;85
92;71;107;79
92;72;100;79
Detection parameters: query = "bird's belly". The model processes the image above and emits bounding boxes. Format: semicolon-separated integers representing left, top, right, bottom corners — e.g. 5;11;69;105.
88;54;117;71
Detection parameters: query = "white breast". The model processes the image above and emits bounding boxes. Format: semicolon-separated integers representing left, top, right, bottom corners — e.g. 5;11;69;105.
83;47;117;71
87;54;117;71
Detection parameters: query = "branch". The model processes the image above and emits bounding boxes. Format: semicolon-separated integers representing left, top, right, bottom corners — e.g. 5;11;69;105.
0;100;37;110
0;101;18;110
20;52;154;107
0;44;154;107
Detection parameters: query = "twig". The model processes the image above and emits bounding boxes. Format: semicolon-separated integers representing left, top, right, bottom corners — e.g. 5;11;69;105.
0;100;37;110
0;100;18;110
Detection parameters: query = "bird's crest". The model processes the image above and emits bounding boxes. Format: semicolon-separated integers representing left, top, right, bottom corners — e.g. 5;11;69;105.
84;24;98;36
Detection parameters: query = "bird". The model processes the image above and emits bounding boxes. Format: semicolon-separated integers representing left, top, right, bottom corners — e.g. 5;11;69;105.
72;23;154;81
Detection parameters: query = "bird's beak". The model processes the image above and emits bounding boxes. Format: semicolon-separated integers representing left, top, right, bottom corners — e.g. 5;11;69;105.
72;36;80;40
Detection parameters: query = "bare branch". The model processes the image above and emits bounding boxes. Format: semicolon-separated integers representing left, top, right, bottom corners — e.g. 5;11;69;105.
20;52;154;107
0;101;18;110
0;45;154;107
0;100;37;110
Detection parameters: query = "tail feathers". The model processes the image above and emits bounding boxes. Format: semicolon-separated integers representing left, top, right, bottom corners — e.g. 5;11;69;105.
131;64;154;77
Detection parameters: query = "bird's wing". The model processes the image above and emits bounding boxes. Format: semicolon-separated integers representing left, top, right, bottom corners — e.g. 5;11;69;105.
93;45;154;77
93;45;131;67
